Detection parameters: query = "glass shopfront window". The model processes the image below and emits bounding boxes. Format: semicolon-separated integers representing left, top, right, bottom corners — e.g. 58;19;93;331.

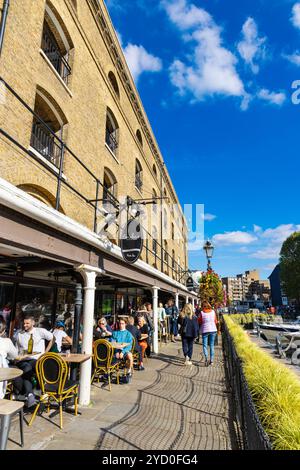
17;285;55;330
94;287;149;324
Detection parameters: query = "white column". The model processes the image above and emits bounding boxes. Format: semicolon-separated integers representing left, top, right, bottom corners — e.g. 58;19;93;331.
186;295;189;304
75;265;102;406
175;293;179;310
152;286;159;354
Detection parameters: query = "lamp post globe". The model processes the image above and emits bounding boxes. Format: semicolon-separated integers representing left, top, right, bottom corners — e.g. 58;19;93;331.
203;240;214;271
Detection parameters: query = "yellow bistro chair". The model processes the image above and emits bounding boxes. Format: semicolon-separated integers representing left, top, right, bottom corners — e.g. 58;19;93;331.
28;353;78;429
91;339;120;391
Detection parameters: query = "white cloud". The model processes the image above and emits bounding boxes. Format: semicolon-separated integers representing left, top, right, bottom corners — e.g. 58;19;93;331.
188;237;205;251
161;0;211;30
283;51;300;66
257;88;286;106
202;213;216;221
253;224;262;233
123;44;163;82
291;3;300;29
162;0;248;108
261;224;300;243
250;224;300;260
212;231;257;246
237;17;266;74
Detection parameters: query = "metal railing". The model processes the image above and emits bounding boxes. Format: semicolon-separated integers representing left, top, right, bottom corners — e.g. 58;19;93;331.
105;128;118;154
30;120;61;167
222;320;272;450
42;22;71;84
0;78;189;284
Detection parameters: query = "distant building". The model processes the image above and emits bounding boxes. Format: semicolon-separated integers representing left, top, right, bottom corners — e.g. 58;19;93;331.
222;269;270;304
268;265;288;307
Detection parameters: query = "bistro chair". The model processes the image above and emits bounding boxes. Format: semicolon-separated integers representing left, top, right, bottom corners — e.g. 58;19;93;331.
131;337;140;372
28;353;78;430
91;339;120;391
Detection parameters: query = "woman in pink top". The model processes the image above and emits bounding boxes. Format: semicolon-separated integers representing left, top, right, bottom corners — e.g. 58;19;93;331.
198;301;218;366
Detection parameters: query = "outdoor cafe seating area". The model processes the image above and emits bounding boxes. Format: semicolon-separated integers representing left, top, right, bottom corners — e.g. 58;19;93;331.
0;308;175;450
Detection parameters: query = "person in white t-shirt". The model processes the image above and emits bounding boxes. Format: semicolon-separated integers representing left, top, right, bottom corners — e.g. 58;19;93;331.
52;321;72;353
15;315;54;408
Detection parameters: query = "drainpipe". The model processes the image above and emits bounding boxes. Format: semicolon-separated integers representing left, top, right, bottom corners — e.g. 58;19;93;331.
0;0;10;57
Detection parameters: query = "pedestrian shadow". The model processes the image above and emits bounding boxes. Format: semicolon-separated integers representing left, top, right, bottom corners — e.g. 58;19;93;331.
95;339;238;450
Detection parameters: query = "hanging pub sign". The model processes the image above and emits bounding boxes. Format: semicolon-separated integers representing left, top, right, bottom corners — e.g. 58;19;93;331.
120;218;143;264
186;276;195;292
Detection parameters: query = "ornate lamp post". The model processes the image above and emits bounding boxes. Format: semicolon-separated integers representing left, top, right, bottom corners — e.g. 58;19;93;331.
203;240;214;271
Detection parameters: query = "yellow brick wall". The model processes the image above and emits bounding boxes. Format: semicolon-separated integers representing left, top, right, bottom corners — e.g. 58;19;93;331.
0;0;188;279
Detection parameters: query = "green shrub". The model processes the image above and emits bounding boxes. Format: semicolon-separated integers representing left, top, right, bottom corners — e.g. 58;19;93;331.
223;315;300;450
228;313;270;327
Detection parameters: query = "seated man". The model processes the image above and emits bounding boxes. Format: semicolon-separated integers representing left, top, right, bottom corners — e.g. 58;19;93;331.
126;315;144;370
15;314;54;407
112;318;133;380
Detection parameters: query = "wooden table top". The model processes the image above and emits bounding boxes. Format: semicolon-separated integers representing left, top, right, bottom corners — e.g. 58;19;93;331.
15;352;40;361
0;398;24;415
0;368;23;382
59;353;91;364
110;342;130;349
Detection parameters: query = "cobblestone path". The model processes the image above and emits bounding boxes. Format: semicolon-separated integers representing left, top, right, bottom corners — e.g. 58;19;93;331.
96;340;236;450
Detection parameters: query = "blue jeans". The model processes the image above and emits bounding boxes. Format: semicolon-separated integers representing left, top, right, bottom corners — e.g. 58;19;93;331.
182;337;194;359
170;318;178;336
202;332;217;361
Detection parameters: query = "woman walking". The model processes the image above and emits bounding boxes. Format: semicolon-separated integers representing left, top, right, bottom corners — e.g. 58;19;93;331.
179;304;199;365
198;301;218;366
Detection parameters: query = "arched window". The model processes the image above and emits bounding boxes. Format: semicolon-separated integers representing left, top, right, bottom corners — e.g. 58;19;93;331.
17;184;64;212
152;226;158;255
108;71;120;98
153;164;157;179
103;168;117;208
30;87;67;168
42;2;74;84
106;108;119;156
152;188;157;213
171;222;175;240
163;208;168;231
164;240;168;263
136;129;143;147
172;249;175;270
135;159;143;191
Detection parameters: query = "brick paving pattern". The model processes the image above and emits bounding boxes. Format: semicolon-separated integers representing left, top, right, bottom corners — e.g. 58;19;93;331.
96;340;236;450
6;339;236;450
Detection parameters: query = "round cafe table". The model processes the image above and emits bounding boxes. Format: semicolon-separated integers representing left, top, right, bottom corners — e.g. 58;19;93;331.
0;368;23;382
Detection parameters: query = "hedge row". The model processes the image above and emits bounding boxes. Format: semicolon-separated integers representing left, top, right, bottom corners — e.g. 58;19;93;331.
223;315;300;450
227;313;273;326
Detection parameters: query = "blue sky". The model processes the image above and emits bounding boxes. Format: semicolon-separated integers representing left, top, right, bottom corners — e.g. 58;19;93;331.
106;0;300;279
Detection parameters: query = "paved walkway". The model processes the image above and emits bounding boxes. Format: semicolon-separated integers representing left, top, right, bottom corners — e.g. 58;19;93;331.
7;339;237;450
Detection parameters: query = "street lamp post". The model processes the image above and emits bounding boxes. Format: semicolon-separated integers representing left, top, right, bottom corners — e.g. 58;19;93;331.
203;240;214;271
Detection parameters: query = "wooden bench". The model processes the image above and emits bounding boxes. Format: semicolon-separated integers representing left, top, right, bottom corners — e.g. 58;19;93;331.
0;399;24;450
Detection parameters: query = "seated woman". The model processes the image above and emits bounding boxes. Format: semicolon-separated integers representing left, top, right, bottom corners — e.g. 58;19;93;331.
137;315;149;362
94;317;113;341
112;318;133;380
